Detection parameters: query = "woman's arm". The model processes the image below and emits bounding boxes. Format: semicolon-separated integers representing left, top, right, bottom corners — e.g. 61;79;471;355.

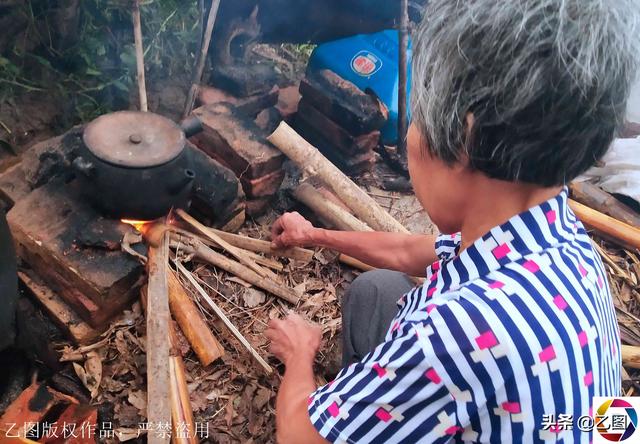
271;212;438;277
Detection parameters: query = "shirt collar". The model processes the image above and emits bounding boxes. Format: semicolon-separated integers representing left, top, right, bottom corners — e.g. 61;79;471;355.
425;187;578;293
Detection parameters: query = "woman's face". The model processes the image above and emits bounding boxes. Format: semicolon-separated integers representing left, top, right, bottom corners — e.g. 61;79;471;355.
406;124;468;234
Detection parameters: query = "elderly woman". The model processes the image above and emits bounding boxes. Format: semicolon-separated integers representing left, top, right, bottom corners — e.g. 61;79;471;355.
265;0;640;442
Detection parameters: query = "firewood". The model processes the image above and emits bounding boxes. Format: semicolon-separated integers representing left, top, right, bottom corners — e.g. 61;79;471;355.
177;238;301;305
206;229;315;262
177;209;272;278
168;317;198;444
294;181;373;232
569;199;640;250
146;232;171;444
570;182;640;227
175;262;273;374
168;271;225;366
622;344;640;369
268;122;409;234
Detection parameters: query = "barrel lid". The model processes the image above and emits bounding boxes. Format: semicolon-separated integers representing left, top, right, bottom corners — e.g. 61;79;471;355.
83;111;185;167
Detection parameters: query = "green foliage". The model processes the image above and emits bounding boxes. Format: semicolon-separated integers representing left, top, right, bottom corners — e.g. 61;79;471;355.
1;0;201;125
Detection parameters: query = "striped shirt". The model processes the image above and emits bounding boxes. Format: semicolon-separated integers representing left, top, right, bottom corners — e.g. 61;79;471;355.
308;188;621;443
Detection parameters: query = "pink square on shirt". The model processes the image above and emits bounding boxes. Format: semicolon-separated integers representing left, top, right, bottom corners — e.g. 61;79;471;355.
427;286;437;297
553;295;568;310
584;371;593;386
597;275;604;289
475;331;498;349
375;408;392;422
502;402;521;414
432;261;440;271
425;368;442;384
327;402;341;418
539;345;556;362
489;280;505;289
430;272;438;282
546;210;557;224
523;260;540;273
492;243;511;259
578;263;588;277
372;363;387;378
578;330;588;348
445;426;462;435
426;304;437;314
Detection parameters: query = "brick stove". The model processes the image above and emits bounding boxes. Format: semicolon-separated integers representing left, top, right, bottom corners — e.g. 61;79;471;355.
0;127;244;344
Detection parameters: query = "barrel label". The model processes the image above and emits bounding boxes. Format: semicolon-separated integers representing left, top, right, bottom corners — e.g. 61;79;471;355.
351;51;382;77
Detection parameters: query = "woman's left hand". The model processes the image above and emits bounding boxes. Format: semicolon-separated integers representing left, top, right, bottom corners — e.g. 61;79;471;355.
266;313;322;367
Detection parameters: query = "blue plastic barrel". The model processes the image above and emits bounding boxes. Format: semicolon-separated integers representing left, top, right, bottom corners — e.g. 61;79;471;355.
308;30;412;145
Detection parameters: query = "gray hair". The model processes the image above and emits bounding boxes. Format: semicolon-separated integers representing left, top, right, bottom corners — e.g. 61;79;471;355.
411;0;640;185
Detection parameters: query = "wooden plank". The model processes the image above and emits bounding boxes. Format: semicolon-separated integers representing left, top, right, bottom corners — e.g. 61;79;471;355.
6;180;143;327
146;233;171;444
191;103;284;180
19;271;101;345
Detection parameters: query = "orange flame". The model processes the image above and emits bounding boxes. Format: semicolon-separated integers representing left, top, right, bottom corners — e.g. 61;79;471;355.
121;219;152;232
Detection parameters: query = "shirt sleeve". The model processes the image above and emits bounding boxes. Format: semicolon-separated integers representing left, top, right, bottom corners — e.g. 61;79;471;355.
434;232;462;261
308;306;467;443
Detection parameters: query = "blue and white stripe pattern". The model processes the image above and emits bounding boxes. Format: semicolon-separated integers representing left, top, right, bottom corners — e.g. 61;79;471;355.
308;188;621;443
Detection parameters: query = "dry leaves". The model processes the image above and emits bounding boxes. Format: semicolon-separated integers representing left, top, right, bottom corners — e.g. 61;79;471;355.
72;351;102;399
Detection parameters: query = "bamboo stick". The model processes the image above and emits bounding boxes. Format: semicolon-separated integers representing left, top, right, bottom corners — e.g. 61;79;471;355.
622;344;640;369
176;209;272;278
175;262;273;374
570;182;640;227
268;122;409;234
178;239;300;305
182;0;222;119
569;199;640;250
207;229;315;262
131;0;147;112
146;232;171;444
294;181;373;232
168;271;224;366
169;319;198;444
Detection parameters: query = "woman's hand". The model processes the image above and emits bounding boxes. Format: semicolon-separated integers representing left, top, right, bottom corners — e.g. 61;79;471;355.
266;313;322;367
271;212;317;249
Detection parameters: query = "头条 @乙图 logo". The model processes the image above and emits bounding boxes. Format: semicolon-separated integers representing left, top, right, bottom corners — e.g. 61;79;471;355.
595;398;638;442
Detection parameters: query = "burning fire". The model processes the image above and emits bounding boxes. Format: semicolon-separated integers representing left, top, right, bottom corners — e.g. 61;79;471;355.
121;219;152;232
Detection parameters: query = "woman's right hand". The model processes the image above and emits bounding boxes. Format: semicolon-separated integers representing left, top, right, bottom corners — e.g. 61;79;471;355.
271;211;317;249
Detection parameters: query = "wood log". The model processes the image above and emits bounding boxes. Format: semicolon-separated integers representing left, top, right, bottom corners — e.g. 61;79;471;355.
569;199;640;250
168;271;224;366
175;262;273;373
338;254;375;272
268;122;409;233
183;239;300;305
622;344;640;369
570;182;640;227
294;181;373;232
146;233;171;444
